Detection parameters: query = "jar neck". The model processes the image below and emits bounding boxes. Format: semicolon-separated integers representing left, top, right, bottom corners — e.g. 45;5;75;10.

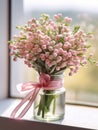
39;73;64;80
38;73;64;90
50;74;64;80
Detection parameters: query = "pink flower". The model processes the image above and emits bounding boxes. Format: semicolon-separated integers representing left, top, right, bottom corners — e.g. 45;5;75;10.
82;59;88;65
57;56;62;62
13;56;17;61
54;49;59;53
45;59;50;64
62;50;67;56
38;48;42;53
45;52;49;57
60;62;67;68
58;48;64;54
89;53;94;57
57;13;62;18
53;14;59;20
67;52;72;58
42;45;47;50
56;66;60;71
9;13;96;75
37;30;42;34
49;55;54;60
96;62;98;66
51;61;56;66
52;52;58;57
64;17;72;23
26;27;31;31
48;46;53;51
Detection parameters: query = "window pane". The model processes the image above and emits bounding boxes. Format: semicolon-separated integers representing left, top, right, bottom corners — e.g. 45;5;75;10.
11;0;98;105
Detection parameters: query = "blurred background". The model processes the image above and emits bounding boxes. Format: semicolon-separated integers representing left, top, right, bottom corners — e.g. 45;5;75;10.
10;0;98;105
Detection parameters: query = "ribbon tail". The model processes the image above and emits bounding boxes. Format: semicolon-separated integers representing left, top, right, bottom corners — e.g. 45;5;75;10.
10;87;40;119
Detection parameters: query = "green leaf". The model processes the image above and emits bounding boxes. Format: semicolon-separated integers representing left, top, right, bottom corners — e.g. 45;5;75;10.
47;29;51;36
50;66;56;74
86;45;91;48
54;70;65;75
16;26;26;31
77;53;83;56
8;41;13;44
73;26;80;34
87;32;93;35
45;63;50;73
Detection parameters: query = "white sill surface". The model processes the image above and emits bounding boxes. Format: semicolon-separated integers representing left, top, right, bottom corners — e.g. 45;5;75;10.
0;98;98;130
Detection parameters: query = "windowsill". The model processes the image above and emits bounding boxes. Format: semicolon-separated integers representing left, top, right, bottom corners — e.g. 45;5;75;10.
0;98;98;130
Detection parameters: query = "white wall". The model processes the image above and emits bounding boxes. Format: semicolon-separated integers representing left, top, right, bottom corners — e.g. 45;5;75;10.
0;0;9;99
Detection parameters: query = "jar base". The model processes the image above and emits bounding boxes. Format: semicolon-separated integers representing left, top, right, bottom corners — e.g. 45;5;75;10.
34;83;65;122
34;114;65;122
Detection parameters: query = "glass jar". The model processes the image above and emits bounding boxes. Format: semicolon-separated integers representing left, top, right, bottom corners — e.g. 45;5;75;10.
33;74;65;121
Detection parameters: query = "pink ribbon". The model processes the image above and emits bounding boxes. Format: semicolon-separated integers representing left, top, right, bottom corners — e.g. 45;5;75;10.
10;73;62;119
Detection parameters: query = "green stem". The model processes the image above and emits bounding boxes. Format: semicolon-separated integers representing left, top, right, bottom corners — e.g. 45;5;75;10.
42;106;45;118
53;97;56;114
42;95;46;118
36;90;56;118
37;95;44;115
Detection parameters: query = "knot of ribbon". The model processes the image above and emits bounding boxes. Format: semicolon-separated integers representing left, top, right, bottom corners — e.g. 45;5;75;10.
10;73;62;119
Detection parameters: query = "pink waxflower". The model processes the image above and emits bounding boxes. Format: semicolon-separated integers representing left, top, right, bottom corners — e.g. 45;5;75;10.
56;66;60;71
9;13;97;75
60;62;67;68
42;45;47;50
64;17;72;23
49;55;54;60
54;49;59;54
57;13;62;18
96;62;98;66
57;56;62;62
55;35;60;41
48;46;53;51
52;52;58;57
45;59;50;64
38;48;42;53
51;61;56;66
45;52;49;57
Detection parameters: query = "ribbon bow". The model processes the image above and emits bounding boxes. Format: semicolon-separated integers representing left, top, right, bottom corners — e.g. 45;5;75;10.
10;73;62;119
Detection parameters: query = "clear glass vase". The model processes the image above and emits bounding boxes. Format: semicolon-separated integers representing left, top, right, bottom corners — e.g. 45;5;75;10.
33;74;65;121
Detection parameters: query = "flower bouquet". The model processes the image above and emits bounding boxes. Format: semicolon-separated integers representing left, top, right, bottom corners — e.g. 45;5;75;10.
9;13;97;121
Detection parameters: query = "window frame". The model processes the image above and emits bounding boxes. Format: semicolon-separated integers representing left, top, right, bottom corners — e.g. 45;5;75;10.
0;0;10;99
